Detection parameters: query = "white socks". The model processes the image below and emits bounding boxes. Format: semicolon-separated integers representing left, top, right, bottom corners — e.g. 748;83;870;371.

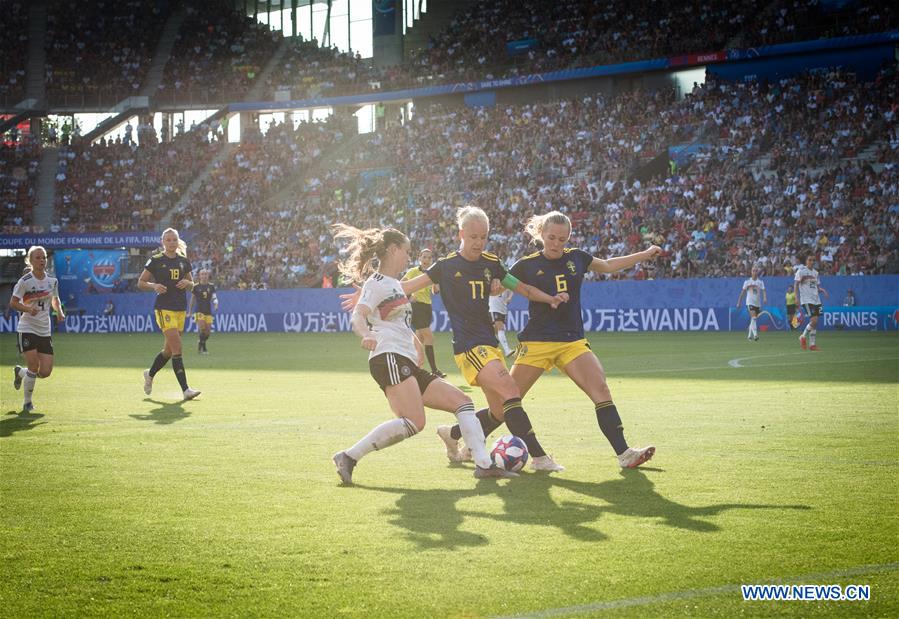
23;369;37;405
809;329;816;346
346;417;419;462
454;402;491;468
497;330;512;355
748;317;757;338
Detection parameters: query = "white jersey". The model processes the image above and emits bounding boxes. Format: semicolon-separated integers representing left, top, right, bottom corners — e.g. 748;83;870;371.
358;272;417;362
794;265;821;305
741;277;765;307
12;271;59;337
489;289;514;315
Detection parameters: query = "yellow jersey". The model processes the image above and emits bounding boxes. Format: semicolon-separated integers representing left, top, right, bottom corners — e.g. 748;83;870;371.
402;265;433;304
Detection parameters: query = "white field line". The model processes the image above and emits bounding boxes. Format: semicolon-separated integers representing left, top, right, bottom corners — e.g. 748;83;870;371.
492;561;899;618
728;351;808;368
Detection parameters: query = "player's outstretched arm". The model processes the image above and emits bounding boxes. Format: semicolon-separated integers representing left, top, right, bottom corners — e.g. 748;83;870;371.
591;245;663;274
400;273;433;296
339;284;362;311
504;274;568;309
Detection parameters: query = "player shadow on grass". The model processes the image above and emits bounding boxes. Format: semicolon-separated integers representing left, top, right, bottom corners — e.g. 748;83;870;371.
353;482;491;550
0;411;47;437
129;399;192;425
493;470;811;535
357;470;811;549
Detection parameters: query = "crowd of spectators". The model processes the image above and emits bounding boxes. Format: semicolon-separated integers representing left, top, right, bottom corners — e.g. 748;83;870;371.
52;128;221;232
172;114;356;288
264;38;388;101
0;0;28;107
4;0;896;112
261;0;897;101
181;63;897;287
0;136;40;231
44;0;169;107
157;0;280;105
5;59;896;285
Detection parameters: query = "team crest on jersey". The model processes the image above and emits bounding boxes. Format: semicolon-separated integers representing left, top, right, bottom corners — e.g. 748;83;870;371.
566;260;576;274
477;346;488;359
454;271;462;278
536;269;544;276
483;268;492;282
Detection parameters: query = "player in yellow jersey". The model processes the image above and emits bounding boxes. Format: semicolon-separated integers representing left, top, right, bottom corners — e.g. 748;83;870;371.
402;249;445;377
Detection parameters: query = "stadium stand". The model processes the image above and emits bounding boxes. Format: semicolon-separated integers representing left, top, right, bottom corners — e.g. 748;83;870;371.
177;62;896;287
1;1;896;286
0;137;40;230
157;0;280;106
0;0;29;108
44;0;170;107
53;129;222;232
172;114;356;288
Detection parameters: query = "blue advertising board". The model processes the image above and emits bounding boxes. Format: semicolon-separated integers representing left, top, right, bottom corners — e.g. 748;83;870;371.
2;276;895;334
53;249;130;300
0;232;160;249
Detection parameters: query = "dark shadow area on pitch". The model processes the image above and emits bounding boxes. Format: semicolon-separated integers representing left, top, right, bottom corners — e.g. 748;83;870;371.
354;481;495;550
0;411;47;437
359;470;812;548
129;399;191;425
470;469;811;536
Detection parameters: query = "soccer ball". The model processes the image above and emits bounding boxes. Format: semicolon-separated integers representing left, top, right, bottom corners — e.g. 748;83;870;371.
491;435;529;472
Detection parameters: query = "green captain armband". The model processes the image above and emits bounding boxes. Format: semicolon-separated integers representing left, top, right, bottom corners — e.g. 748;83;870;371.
501;273;520;289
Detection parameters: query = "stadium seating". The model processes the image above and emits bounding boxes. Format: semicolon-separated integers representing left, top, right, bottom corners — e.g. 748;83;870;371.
0;0;28;108
156;0;280;105
0;138;40;230
44;0;169;107
53;129;221;232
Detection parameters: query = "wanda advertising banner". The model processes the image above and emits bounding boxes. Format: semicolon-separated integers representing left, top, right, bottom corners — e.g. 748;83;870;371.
1;276;896;334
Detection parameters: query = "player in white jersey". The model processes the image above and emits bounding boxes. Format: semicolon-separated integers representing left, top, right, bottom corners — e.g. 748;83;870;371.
9;246;65;413
329;224;515;483
488;288;515;356
736;266;767;341
794;253;829;351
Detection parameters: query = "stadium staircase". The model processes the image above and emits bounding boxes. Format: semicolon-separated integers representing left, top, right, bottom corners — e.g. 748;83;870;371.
139;6;187;100
244;35;293;103
0;0;49;134
186;31;292;153
163;142;237;227
33;146;59;229
403;0;477;60
80;6;186;144
24;0;47;106
259;132;367;211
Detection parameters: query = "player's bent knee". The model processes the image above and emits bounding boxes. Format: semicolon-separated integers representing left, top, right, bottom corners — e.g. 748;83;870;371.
38;368;52;378
407;416;425;433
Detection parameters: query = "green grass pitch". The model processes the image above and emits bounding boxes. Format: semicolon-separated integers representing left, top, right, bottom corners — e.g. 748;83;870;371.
2;331;897;617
